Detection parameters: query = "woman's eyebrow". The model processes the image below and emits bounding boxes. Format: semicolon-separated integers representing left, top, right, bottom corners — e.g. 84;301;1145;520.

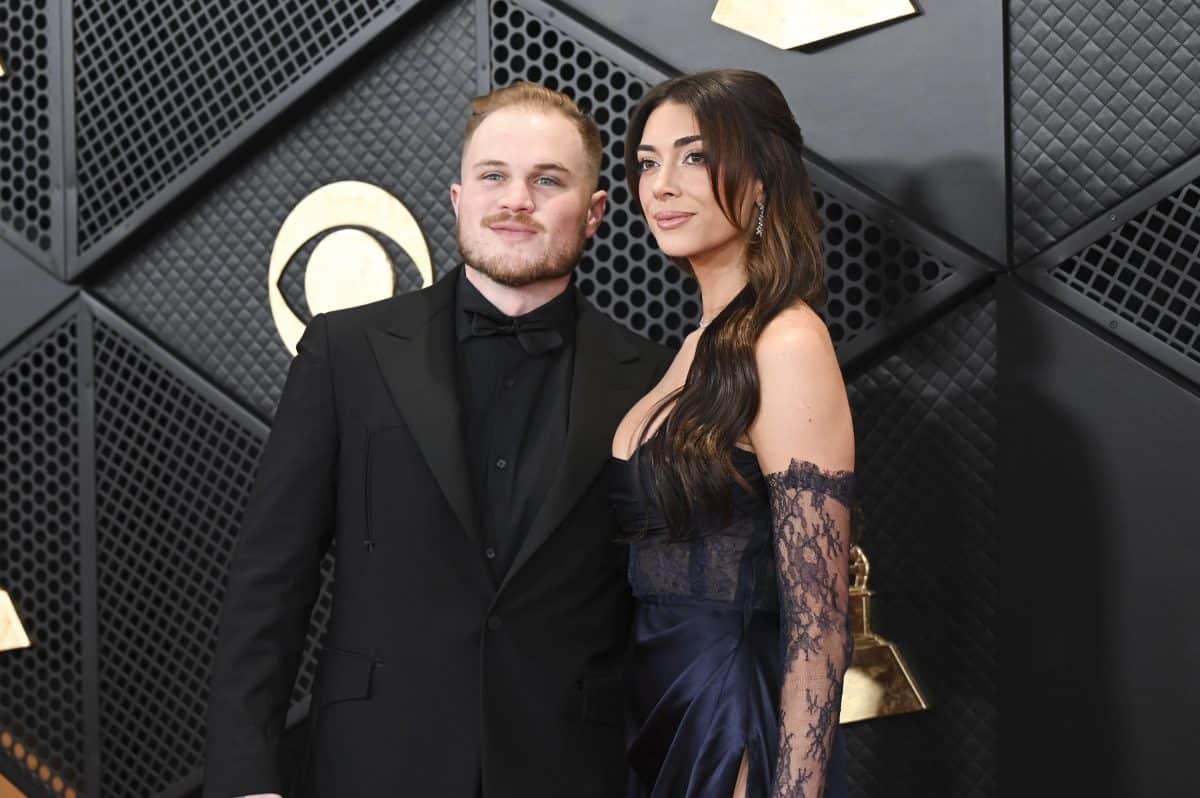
637;135;703;153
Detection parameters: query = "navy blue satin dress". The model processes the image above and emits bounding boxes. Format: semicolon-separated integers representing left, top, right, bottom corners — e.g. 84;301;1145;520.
608;445;848;798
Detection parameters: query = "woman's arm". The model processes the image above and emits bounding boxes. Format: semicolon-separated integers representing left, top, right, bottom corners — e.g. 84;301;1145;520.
747;310;855;798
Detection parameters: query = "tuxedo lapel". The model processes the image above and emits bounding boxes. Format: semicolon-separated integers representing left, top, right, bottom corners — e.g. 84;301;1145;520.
496;294;650;596
366;271;483;543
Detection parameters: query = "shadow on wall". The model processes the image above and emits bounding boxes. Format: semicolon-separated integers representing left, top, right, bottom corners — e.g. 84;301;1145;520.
998;277;1130;798
837;155;1007;265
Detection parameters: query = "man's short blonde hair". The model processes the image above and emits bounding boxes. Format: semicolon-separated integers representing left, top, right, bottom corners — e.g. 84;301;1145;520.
463;81;604;187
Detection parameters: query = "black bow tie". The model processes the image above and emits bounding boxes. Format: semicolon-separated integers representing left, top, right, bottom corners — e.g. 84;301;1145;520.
465;310;564;356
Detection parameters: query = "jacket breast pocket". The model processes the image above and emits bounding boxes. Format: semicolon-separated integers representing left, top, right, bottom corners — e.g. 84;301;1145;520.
313;646;376;709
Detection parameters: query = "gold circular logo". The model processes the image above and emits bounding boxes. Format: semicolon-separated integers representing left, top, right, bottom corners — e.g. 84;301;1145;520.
269;180;434;354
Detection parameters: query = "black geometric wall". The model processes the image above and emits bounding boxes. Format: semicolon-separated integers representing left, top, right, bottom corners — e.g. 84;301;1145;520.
89;0;475;417
0;0;61;269
1010;0;1200;262
846;288;997;798
0;309;85;795
71;0;412;264
4;0;1199;795
88;306;335;797
1053;176;1200;356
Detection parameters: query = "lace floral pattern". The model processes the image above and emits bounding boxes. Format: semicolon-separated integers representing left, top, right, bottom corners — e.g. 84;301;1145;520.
629;520;759;603
765;458;854;798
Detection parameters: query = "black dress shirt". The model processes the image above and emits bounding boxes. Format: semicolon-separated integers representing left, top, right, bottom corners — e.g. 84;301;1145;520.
454;271;576;582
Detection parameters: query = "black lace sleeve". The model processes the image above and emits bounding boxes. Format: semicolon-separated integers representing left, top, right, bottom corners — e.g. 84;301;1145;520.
765;458;855;798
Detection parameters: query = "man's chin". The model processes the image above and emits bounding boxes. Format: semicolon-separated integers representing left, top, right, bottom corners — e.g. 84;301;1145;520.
469;261;574;288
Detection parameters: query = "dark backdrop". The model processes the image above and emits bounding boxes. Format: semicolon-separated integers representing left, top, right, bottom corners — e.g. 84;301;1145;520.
1;1;1197;796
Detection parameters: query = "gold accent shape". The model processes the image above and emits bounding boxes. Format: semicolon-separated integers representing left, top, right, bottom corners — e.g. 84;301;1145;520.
0;590;31;653
0;55;9;80
712;0;918;49
839;545;929;724
269;180;434;355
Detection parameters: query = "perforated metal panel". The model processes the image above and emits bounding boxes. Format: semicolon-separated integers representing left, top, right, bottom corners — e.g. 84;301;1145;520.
1010;0;1200;261
91;310;334;797
1048;174;1200;370
72;0;400;255
844;288;998;798
90;0;477;417
814;189;956;345
0;313;84;796
490;0;957;350
0;0;55;254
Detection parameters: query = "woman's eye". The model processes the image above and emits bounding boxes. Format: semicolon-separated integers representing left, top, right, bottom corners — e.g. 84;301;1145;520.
637;159;658;172
683;151;707;165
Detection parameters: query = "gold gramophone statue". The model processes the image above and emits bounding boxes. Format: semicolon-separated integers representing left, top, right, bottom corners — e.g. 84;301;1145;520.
839;545;928;723
0;588;31;653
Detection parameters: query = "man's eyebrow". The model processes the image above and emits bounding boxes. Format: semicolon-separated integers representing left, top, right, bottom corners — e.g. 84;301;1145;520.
637;135;703;152
472;159;572;174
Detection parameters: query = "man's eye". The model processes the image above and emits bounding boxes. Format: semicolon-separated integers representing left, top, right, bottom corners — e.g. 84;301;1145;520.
481;173;503;182
535;176;560;186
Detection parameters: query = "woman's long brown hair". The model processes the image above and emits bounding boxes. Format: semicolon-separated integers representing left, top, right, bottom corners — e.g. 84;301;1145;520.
625;69;826;539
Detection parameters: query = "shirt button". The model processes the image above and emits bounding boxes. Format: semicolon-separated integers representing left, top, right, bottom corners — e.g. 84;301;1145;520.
495;458;508;470
484;546;497;559
502;376;515;389
487;616;502;631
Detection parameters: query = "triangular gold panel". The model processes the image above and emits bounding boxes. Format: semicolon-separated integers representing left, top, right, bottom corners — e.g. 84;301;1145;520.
0;590;32;652
712;0;918;49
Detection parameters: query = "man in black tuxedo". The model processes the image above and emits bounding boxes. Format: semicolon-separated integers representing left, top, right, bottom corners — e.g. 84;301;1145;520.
203;83;669;798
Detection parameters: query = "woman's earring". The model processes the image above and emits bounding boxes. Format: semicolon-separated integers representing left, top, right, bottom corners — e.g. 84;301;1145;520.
754;201;765;238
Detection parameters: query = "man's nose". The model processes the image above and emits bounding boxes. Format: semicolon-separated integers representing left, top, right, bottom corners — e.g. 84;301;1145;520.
499;180;535;213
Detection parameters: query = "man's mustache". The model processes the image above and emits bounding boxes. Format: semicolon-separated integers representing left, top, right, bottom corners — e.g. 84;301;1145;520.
481;212;546;232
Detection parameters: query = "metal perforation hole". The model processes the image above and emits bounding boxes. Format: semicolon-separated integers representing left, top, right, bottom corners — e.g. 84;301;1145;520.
0;319;84;793
0;1;54;250
1052;178;1200;363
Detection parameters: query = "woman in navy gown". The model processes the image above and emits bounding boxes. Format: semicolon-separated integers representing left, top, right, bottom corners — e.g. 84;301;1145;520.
609;70;855;798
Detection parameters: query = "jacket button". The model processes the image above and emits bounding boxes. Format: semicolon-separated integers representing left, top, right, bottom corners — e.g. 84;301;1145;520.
487;616;502;631
484;546;497;559
495;458;508;470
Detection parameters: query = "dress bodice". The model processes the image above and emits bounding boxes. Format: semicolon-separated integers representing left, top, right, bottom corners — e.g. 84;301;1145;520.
608;444;779;612
609;440;854;798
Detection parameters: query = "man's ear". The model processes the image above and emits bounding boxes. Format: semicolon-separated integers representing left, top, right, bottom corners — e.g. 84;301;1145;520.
450;183;461;218
584;189;608;238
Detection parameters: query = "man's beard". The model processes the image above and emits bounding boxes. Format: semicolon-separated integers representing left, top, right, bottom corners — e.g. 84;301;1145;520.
457;215;588;288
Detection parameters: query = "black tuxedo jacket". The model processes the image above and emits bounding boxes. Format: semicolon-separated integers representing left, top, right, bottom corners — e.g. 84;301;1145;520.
203;269;670;797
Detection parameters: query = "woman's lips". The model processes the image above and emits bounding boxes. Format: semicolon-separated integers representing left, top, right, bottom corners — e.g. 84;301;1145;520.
653;211;694;230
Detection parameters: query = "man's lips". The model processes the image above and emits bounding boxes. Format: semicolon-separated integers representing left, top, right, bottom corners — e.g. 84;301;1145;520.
652;211;695;230
489;222;542;241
